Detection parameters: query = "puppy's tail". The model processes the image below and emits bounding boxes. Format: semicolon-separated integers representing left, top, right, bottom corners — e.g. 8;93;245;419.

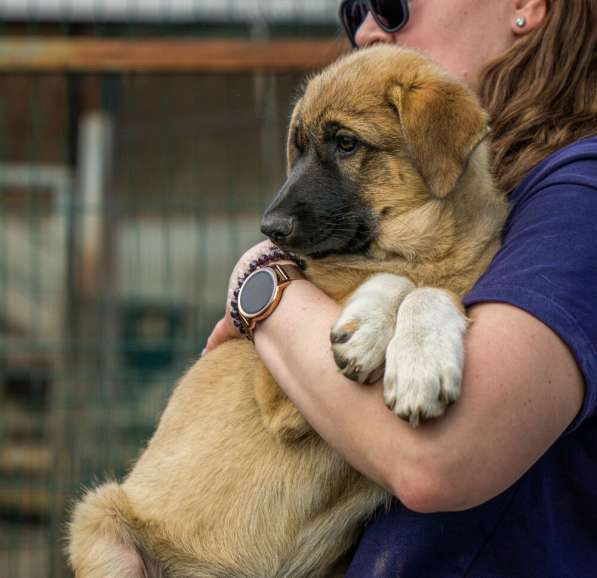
67;481;162;578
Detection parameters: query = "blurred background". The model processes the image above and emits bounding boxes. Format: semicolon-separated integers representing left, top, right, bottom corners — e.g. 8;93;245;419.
0;1;347;575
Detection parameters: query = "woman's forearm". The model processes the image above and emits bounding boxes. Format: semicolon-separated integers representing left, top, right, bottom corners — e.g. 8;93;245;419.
254;279;583;512
253;279;450;510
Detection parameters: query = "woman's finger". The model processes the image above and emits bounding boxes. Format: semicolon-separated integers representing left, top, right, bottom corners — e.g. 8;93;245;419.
203;316;239;355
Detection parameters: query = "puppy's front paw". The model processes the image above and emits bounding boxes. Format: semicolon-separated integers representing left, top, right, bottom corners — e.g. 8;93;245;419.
383;288;467;427
331;313;391;384
331;274;415;384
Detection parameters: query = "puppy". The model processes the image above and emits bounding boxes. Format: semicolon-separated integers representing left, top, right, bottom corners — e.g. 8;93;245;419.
68;45;508;578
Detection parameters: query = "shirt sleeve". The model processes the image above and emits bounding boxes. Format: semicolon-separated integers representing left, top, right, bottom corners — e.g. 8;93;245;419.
462;151;597;431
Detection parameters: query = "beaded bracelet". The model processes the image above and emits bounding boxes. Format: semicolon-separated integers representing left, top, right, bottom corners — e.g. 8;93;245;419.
229;248;306;338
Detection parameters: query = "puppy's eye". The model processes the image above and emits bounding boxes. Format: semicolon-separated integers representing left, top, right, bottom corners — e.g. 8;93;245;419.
336;135;358;155
294;130;303;153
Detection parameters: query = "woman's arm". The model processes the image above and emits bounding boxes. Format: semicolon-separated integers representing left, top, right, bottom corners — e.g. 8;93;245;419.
254;279;584;513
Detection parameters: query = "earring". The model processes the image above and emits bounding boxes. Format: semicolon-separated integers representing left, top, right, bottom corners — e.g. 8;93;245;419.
515;16;526;28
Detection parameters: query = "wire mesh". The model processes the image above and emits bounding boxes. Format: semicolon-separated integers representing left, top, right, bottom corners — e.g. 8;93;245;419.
0;2;344;575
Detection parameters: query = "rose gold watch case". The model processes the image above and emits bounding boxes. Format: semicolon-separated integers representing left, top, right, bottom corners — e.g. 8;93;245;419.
237;264;303;340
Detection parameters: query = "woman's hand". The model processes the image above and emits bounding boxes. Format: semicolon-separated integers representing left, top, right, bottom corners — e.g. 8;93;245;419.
202;316;238;356
202;239;284;355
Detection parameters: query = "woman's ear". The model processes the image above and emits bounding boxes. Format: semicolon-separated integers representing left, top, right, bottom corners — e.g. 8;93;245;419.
512;0;547;36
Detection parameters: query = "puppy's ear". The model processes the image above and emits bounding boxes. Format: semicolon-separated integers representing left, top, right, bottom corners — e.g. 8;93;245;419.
389;79;489;198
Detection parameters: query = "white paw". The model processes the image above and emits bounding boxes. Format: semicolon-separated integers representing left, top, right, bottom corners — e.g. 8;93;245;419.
331;274;414;384
383;288;467;427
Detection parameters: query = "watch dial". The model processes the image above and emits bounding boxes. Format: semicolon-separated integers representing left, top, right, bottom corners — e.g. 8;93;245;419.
239;269;276;316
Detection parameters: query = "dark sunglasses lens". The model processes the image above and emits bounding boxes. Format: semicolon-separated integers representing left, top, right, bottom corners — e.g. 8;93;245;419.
342;0;369;39
370;0;407;30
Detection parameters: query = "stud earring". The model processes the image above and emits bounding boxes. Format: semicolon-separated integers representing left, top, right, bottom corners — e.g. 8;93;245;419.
515;16;526;28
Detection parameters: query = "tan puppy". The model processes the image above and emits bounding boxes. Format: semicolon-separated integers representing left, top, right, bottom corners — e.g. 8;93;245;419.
68;45;508;578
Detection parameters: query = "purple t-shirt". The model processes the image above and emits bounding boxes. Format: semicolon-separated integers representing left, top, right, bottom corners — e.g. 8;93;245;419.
346;136;597;578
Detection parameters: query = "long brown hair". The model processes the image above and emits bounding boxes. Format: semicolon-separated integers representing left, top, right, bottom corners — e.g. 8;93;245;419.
479;0;597;192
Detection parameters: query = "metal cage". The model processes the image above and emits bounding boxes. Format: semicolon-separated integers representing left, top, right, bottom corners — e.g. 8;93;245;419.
0;2;346;575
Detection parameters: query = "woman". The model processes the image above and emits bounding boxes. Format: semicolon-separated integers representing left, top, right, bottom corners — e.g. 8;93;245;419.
205;1;597;575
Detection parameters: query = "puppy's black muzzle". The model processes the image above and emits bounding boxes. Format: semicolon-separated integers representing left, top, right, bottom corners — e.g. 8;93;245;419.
261;154;375;258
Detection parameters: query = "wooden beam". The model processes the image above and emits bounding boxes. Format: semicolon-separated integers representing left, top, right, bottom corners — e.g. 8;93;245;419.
0;37;349;72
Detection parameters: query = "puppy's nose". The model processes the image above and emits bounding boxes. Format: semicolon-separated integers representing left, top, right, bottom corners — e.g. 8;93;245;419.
261;214;295;243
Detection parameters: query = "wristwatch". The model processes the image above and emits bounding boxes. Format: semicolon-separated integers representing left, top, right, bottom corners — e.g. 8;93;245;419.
237;263;305;341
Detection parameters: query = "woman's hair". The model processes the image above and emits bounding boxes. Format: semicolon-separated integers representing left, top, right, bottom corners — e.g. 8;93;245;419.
479;0;597;192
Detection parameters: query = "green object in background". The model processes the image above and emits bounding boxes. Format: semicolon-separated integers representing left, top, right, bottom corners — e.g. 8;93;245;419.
120;300;188;375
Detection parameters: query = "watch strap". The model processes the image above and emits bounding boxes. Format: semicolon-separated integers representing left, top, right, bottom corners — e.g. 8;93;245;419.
270;263;306;283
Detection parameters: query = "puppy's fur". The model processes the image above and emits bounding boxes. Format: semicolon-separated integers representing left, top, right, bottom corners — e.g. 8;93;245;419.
68;46;508;577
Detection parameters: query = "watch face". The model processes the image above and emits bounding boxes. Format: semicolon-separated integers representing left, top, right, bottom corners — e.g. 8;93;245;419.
238;268;276;317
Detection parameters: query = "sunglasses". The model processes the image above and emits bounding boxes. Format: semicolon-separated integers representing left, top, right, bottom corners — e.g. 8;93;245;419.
339;0;410;47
